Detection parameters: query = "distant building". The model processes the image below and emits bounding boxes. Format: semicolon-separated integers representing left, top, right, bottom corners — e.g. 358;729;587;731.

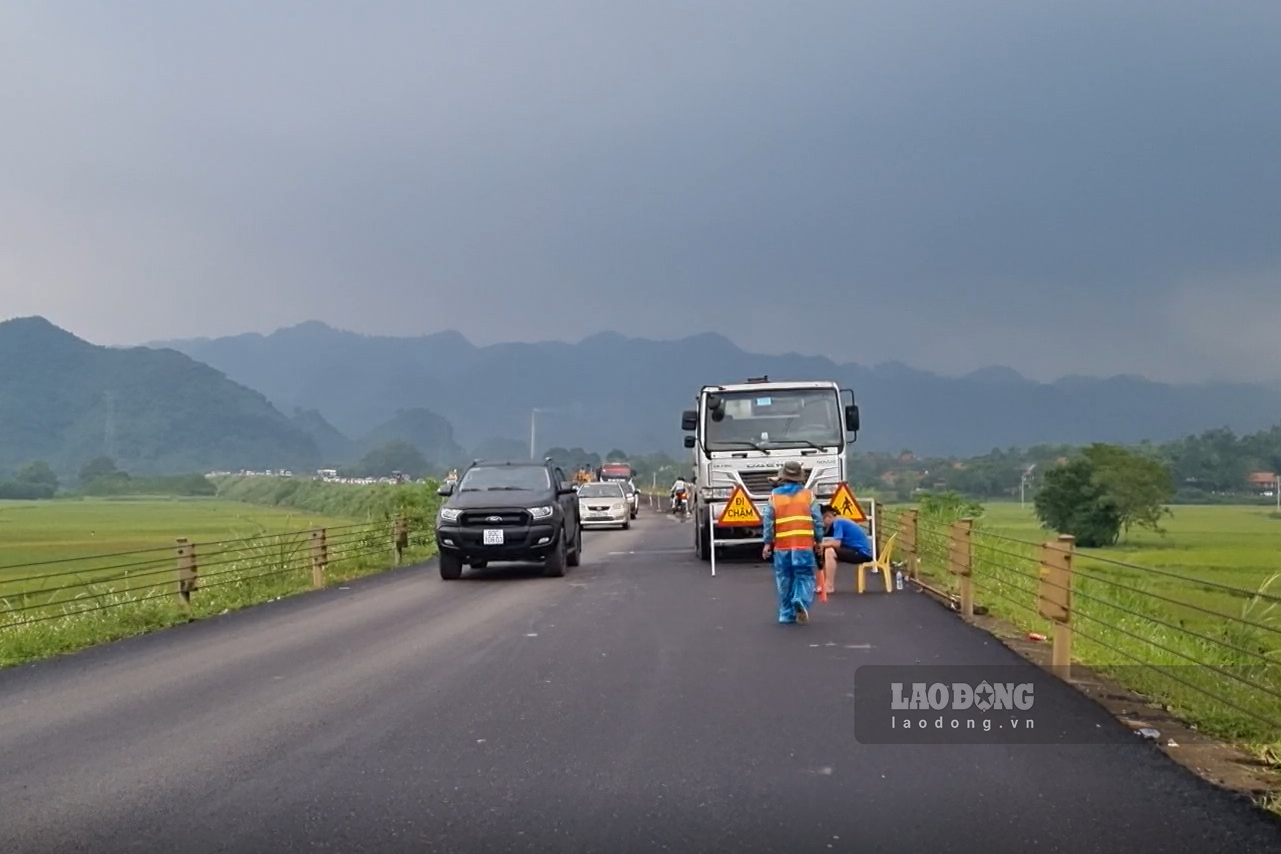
1248;472;1277;494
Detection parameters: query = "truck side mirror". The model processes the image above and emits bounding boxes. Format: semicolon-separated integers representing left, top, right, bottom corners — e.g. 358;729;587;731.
845;404;860;433
437;483;454;497
683;435;696;448
681;410;697;431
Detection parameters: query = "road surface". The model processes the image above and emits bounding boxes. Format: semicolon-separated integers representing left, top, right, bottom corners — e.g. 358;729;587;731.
2;508;1279;853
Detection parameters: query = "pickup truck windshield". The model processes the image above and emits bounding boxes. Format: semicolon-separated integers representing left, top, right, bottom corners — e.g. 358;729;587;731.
703;389;843;451
459;466;551;492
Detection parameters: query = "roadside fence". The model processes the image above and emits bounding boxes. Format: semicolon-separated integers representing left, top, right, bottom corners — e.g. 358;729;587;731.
876;506;1281;746
0;516;427;663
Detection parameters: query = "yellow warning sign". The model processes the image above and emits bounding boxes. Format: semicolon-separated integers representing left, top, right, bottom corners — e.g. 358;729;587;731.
717;485;762;527
828;482;867;523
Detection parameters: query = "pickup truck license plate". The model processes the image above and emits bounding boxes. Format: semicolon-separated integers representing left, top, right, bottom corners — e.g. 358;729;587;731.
483;529;504;545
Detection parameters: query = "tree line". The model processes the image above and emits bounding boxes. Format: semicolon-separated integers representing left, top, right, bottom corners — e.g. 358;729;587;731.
854;424;1281;503
0;456;216;500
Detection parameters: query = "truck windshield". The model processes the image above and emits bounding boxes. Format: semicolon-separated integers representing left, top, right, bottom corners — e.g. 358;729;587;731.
703;389;843;451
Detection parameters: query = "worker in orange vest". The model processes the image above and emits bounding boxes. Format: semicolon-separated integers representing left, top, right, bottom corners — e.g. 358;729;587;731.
761;460;825;624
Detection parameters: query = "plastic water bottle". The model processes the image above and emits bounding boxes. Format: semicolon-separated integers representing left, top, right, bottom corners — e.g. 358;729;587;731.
895;570;904;590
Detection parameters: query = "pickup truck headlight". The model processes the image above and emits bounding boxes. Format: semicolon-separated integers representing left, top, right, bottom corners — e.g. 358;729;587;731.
528;505;555;520
701;486;733;500
439;508;462;522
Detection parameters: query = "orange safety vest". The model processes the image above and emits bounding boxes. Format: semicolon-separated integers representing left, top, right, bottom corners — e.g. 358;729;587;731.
770;488;817;551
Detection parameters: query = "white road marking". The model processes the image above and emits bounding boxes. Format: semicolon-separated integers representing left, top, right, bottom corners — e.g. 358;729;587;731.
606;549;691;555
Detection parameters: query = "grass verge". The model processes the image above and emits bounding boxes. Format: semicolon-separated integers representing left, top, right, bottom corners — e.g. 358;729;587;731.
0;483;443;668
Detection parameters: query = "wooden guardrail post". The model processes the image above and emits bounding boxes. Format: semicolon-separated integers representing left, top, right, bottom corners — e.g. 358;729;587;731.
393;515;409;565
949;518;974;620
1039;534;1075;679
900;509;919;580
310;528;329;589
176;538;198;617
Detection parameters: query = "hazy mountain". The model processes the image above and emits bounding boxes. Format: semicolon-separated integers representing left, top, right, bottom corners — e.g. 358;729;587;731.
290;408;356;465
356;407;464;468
0;317;322;476
149;322;1281;458
467;436;532;463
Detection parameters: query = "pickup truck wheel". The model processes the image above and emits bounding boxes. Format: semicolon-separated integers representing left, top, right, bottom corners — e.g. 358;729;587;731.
567;527;582;567
543;535;567;577
439;552;464;579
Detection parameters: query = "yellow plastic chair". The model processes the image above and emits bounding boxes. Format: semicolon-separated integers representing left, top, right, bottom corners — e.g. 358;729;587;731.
856;533;898;594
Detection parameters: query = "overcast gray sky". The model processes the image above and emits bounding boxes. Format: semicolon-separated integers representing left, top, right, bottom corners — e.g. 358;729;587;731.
2;1;1279;383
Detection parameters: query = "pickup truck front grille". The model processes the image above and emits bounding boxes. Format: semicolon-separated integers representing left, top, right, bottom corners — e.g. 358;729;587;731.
459;510;530;527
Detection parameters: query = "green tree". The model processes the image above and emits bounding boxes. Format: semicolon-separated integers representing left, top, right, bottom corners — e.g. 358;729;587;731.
16;460;58;490
1081;443;1174;537
606;448;628;461
79;456;123;484
1033;457;1122;547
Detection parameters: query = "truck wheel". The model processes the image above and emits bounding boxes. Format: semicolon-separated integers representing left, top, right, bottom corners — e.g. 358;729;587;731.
697;515;711;561
543;535;567;577
439;552;463;580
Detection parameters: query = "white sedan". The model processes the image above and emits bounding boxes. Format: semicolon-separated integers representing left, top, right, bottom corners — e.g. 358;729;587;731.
576;482;632;530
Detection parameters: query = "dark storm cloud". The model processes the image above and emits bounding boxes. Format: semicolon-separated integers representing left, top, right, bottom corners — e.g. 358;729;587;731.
1;0;1278;381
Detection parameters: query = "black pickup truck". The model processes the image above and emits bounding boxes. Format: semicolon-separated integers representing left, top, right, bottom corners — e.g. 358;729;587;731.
434;459;582;579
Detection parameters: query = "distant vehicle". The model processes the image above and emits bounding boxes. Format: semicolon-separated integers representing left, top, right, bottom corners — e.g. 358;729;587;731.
596;461;635;482
434;459;582;579
621;481;640;519
595;462;638;518
576;481;631;530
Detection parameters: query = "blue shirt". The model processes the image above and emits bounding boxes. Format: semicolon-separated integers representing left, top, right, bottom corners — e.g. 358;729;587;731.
828;517;873;555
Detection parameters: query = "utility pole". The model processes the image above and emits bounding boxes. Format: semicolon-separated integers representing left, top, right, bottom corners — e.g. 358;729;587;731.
1020;464;1036;509
529;408;547;460
103;390;116;460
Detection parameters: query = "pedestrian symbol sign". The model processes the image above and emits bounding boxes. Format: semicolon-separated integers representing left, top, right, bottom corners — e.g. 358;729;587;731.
828;482;867;523
717;485;762;527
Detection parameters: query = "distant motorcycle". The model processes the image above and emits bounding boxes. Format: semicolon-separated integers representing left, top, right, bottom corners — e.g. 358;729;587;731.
671;490;689;521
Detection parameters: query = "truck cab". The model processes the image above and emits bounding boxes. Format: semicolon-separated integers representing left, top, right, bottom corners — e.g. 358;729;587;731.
680;377;859;561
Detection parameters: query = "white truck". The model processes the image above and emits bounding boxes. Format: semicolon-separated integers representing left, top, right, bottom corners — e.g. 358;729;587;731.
680;376;860;561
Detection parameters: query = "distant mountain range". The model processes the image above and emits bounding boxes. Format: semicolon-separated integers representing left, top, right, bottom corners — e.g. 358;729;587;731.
0;318;464;478
0;317;322;477
148;321;1281;458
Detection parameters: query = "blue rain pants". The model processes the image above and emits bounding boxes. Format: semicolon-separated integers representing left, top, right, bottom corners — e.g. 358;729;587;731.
774;547;817;623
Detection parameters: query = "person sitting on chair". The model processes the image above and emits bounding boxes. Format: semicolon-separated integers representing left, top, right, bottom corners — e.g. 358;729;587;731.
819;505;874;595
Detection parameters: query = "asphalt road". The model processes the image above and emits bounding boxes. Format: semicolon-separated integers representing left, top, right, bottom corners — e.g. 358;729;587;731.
2;507;1279;853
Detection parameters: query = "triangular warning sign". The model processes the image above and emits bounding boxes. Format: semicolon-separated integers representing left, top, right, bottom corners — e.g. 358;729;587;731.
828;482;867;523
717;485;762;527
